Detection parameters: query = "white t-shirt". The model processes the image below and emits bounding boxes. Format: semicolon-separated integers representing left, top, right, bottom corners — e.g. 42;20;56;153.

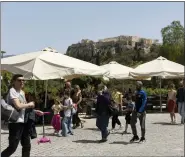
7;87;26;123
64;97;73;117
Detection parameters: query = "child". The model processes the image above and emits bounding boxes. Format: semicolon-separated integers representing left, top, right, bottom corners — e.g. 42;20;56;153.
122;95;135;134
61;90;74;137
51;98;62;135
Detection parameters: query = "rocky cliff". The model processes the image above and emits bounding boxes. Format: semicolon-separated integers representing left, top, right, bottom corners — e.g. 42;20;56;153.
66;35;161;66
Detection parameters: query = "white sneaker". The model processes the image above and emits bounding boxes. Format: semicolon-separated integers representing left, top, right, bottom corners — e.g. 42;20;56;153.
111;129;115;133
119;125;123;129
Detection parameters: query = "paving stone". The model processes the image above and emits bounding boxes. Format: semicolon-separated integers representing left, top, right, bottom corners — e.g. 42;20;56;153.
1;113;183;156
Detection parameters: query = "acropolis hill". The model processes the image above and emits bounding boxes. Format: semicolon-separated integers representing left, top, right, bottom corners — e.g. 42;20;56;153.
66;35;160;65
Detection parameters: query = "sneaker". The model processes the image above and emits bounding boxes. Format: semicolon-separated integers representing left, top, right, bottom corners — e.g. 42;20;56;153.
68;132;74;135
130;135;139;143
99;139;107;143
58;134;63;137
139;137;146;143
111;129;115;133
119;125;123;129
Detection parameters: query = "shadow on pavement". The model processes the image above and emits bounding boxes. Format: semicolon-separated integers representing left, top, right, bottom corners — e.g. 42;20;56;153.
111;132;123;135
38;133;56;136
122;132;132;135
152;122;181;126
111;131;131;135
73;140;100;144
84;128;99;131
109;141;130;145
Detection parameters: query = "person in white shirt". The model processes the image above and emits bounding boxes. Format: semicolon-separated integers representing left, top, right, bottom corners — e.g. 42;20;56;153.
1;74;43;157
61;90;74;137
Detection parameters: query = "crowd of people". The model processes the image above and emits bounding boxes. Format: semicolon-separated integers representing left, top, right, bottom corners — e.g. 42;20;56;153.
1;73;185;157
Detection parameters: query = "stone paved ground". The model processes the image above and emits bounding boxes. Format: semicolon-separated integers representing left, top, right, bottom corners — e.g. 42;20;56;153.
1;113;184;156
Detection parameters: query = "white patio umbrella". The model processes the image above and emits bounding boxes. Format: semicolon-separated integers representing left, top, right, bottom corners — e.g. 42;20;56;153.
129;56;184;78
100;61;133;79
130;56;184;112
1;49;106;107
1;50;105;80
100;61;150;80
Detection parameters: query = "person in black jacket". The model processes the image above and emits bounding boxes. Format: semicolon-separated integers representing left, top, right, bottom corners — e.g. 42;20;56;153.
95;86;111;143
176;80;185;124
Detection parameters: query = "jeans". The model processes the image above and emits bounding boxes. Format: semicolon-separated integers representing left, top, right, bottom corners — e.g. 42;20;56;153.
131;111;146;138
62;116;73;137
1;123;31;157
112;114;121;129
178;102;185;122
96;114;109;140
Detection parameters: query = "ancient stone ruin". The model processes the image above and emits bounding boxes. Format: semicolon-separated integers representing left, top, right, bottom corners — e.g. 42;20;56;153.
66;35;160;65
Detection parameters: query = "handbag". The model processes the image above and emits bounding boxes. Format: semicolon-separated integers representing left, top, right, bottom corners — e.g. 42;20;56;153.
71;107;77;115
71;102;77;115
1;99;20;122
108;101;119;116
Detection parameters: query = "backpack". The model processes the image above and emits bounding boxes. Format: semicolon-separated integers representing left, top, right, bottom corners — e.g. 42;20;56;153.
1;99;20;122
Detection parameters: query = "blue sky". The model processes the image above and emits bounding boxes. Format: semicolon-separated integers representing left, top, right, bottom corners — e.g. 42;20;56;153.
1;2;184;55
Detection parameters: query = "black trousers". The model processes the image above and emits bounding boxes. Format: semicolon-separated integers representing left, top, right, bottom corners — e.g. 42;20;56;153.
72;111;81;126
112;114;121;129
1;123;31;157
130;111;146;138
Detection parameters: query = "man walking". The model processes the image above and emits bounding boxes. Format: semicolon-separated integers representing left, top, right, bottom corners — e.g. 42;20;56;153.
95;85;111;143
1;74;43;157
130;81;147;143
176;80;185;124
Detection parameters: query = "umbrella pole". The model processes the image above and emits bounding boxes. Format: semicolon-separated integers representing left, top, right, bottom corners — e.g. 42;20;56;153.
160;77;162;112
44;80;48;109
34;80;36;97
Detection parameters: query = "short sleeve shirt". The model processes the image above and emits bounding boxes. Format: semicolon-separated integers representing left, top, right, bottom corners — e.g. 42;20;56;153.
7;87;26;123
64;98;73;117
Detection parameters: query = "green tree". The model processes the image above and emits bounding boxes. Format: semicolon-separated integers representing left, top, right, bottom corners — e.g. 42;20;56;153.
160;21;184;64
161;21;184;45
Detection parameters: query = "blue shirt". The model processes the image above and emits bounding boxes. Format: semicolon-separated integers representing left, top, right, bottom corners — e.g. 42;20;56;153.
135;90;147;113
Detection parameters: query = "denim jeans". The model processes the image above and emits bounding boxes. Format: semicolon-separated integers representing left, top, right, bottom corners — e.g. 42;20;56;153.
62;116;73;137
96;114;109;140
178;102;185;122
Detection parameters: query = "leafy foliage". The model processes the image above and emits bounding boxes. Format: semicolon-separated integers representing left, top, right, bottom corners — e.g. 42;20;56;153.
143;88;168;96
160;21;184;65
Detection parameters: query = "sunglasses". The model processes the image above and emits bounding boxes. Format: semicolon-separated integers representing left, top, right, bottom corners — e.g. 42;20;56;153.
16;79;25;82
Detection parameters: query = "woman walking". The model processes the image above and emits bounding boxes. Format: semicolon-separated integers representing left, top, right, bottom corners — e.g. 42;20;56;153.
111;89;123;132
167;83;177;124
71;85;83;129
